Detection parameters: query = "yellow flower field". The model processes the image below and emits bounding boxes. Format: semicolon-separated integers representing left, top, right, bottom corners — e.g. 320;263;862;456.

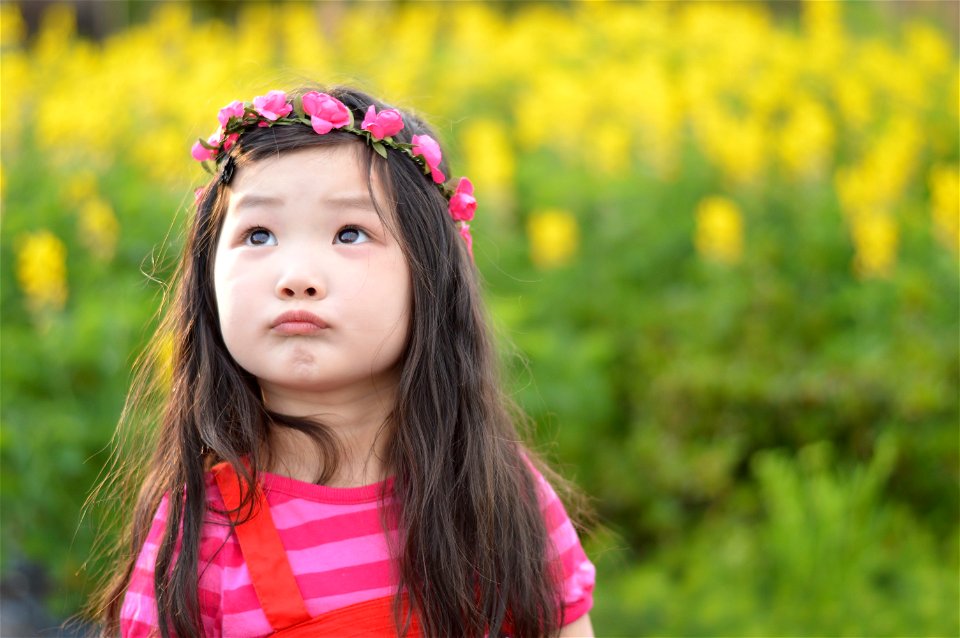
2;1;956;277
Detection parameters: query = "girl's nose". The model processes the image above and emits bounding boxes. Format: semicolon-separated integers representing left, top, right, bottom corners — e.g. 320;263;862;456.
277;282;321;298
275;266;326;299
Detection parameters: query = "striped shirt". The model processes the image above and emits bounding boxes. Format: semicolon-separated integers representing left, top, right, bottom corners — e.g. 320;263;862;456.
120;467;595;636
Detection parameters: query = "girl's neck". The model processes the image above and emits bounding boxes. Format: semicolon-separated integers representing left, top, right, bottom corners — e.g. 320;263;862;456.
260;380;396;487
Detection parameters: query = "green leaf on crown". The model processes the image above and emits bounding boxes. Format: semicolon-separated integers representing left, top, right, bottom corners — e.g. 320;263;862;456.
371;141;388;158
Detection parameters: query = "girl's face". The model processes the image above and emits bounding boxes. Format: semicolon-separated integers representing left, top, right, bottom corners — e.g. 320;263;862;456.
213;144;412;412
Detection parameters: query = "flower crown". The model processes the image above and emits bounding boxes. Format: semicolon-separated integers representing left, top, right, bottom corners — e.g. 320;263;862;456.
192;90;477;256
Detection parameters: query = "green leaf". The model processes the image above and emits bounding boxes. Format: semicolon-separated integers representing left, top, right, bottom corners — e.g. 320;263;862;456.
372;142;388;159
293;95;304;118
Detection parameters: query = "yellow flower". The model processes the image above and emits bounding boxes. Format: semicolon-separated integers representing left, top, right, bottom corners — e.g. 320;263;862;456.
527;209;579;269
802;0;845;75
832;74;873;131
904;22;951;77
592;122;632;175
34;3;76;65
279;3;332;77
597;61;678;177
850;212;898;278
0;3;26;48
63;171;98;203
374;4;440;100
695;196;744;264
929;165;959;253
803;0;841;33
78;196;120;261
835;164;872;218
515;70;591;153
694;105;766;186
779;95;835;182
131;124;191;186
441;3;505;102
460;119;515;196
16;230;69;312
836;115;922;218
1;51;30;151
858;39;927;113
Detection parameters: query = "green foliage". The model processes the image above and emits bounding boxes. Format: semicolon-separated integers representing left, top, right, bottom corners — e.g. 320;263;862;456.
0;147;181;616
590;439;959;636
488;150;958;550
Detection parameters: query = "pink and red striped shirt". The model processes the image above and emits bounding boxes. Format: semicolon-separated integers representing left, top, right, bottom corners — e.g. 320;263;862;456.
120;466;595;636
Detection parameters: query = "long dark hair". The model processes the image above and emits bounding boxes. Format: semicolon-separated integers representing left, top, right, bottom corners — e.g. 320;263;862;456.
90;86;581;637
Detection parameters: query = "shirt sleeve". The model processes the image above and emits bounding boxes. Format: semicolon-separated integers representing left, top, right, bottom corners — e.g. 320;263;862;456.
529;464;596;626
119;495;169;637
120;477;228;637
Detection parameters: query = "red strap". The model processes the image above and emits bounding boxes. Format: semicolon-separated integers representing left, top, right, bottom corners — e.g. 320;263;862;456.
272;593;421;638
212;462;311;630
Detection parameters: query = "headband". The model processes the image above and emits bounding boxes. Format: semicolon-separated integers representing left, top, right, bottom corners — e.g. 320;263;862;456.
191;90;477;256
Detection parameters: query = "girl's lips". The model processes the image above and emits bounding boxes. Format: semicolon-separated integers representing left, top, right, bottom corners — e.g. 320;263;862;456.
271;310;329;335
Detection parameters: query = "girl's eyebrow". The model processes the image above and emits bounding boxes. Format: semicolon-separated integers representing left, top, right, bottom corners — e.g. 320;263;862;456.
232;194;282;212
232;193;378;213
324;193;379;213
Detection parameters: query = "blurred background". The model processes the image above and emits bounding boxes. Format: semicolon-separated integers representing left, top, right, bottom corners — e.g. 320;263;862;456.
1;1;957;636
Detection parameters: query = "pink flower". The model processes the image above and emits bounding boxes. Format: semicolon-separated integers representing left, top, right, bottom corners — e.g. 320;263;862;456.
253;90;292;121
448;177;476;221
217;100;245;128
221;132;239;153
360;105;404;140
412;134;445;184
191;140;214;161
191;131;221;161
459;223;474;258
302;91;351;134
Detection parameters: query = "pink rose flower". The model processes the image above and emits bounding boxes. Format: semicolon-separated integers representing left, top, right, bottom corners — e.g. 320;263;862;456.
191;131;222;161
217;100;245;128
253;90;292;121
302;91;351;135
412;134;445;184
221;132;239;153
459;223;474;258
448;177;476;221
191;140;214;162
360;105;404;140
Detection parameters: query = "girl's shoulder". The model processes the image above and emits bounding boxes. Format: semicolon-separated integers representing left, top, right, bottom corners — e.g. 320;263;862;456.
520;452;568;511
520;455;597;622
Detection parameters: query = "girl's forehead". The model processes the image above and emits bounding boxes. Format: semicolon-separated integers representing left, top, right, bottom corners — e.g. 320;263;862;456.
233;144;365;188
226;144;391;215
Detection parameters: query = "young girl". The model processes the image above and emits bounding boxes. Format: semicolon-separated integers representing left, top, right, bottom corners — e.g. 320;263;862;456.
94;85;595;637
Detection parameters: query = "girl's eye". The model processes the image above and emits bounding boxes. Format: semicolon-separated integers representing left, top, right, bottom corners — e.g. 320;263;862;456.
335;226;370;245
244;228;277;246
